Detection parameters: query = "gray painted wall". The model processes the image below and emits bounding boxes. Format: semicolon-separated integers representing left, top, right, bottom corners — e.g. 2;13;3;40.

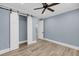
0;8;10;50
44;9;79;46
19;15;27;42
32;17;38;41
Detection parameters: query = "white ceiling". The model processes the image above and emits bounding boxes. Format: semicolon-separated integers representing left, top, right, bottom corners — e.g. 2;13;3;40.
0;3;79;19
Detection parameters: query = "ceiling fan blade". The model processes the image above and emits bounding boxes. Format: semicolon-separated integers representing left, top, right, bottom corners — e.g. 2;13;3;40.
47;8;54;12
42;8;46;14
34;7;43;10
48;3;60;7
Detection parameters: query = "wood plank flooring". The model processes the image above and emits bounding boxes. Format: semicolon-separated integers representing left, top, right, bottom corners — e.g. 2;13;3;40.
1;39;79;56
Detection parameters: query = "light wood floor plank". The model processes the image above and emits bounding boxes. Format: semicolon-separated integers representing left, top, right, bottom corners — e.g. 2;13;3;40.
1;39;79;56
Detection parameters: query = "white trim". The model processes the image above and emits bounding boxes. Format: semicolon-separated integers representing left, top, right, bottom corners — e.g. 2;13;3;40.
0;48;10;55
41;38;79;50
27;40;37;45
19;40;27;44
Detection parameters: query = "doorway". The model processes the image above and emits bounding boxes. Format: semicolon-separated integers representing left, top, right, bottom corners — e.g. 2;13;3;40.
19;15;27;45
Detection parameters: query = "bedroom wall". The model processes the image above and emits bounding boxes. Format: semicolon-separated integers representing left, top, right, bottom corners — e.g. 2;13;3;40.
44;9;79;46
0;8;10;50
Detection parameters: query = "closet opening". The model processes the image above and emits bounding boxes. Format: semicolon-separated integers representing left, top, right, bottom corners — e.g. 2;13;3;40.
19;15;27;47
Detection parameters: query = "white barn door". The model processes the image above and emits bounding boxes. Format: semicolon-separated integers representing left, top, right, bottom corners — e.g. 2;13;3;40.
38;20;44;39
10;12;19;50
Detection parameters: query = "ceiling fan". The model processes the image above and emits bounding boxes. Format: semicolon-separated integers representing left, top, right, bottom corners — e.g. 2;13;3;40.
34;3;60;14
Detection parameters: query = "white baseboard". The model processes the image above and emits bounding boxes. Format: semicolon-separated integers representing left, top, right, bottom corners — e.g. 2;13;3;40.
41;38;79;50
27;40;37;45
19;40;27;44
0;48;10;55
